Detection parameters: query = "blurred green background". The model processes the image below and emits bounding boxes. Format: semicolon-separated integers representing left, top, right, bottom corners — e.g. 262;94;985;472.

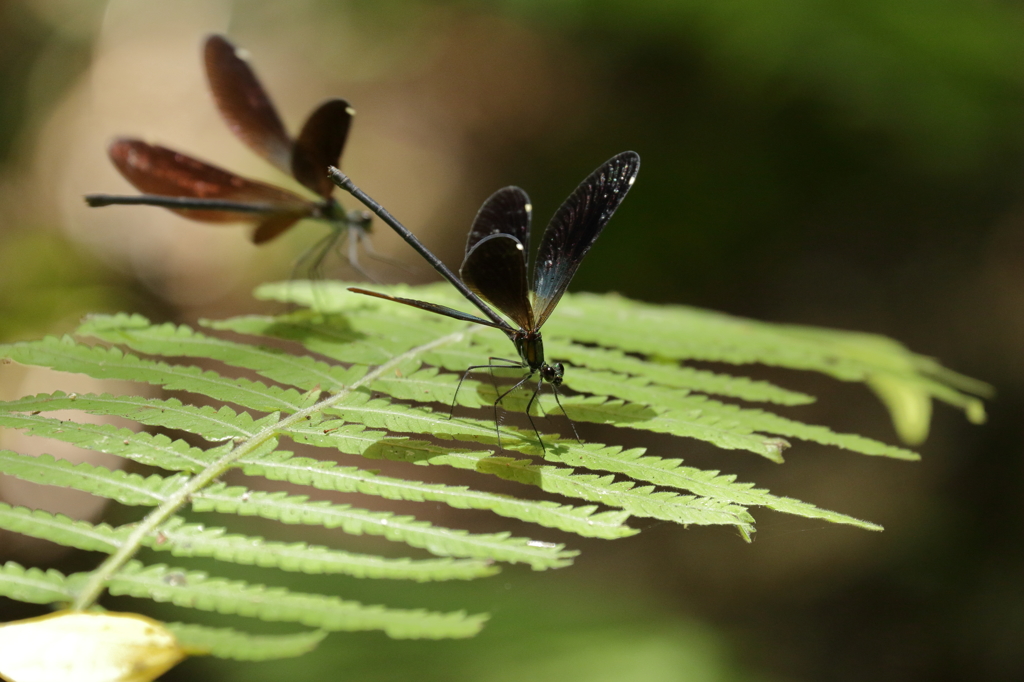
1;0;1023;680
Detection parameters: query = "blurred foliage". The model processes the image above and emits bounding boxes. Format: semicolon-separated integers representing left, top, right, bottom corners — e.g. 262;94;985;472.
462;0;1024;311
501;0;1024;165
155;565;778;682
0;231;128;342
0;1;48;163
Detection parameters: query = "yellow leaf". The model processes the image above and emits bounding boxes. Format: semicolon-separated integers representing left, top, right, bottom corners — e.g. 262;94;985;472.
0;611;185;682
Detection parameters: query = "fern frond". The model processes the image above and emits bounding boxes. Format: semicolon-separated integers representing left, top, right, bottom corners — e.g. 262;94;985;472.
166;623;326;660
236;449;637;540
369;366;489;408
0;502;123;554
0;562;73;604
147;519;500;581
318;390;517;443
0;394;646;538
0;402;632;541
476;459;756;530
0;410;215;471
0;283;982;652
1;560;483;640
97;562;487;639
528;442;883;530
545;339;816;405
551;293;992;413
289;424;753;532
245;286;939;459
77;314;363;393
0;504;498;581
0;450;186;506
206;312;407;366
547;393;792;461
0;391;274;442
548;380;919;460
0;450;573;568
192;484;577;569
277;282;986;418
0;337;308;413
0;396;637;540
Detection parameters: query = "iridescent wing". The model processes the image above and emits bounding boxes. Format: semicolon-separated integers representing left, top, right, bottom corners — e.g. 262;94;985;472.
291;99;353;199
464;186;532;258
460;233;534;331
531;151;640;327
203;34;292;175
108;138;310;230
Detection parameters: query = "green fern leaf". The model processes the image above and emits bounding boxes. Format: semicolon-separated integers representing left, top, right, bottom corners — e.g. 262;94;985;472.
0;450;186;506
289;423;752;532
243;286;922;462
77;313;364;393
276;282;985;427
0;503;123;554
545;339;815;405
549;293;991;417
369;366;488;408
545;393;791;461
147;519;500;581
476;459;756;530
0;337;306;413
0;562;73;604
0;283;982;651
319;390;522;444
191;484;577;569
0;391;274;442
0;449;572;568
530;442;882;530
550;380;919;460
0;410;215;472
0;504;498;581
236;449;636;540
166;623;327;660
94;562;487;639
206;312;402;366
0;403;633;539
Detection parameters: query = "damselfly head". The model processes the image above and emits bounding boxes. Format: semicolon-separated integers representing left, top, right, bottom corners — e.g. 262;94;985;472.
541;362;565;387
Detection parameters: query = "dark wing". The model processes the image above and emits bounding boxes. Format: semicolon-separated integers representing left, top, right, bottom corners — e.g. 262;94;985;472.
291;99;353;198
531;151;640;327
203;34;292;175
348;288;507;329
253;215;304;244
108;138;310;229
464;186;532;258
460;233;534;331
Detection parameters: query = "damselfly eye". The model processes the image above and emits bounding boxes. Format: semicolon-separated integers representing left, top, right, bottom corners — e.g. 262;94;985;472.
543;362;565;385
